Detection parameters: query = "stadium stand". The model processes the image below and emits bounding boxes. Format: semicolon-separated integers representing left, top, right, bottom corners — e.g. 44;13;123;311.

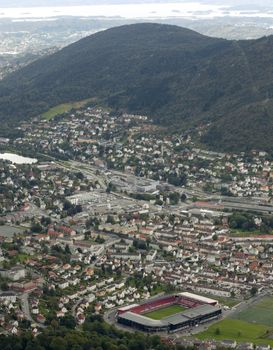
117;292;222;333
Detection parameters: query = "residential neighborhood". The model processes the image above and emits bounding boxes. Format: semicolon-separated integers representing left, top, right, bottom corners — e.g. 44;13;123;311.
0;105;273;348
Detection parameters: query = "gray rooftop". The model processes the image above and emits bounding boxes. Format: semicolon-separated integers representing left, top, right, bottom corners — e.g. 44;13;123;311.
119;311;163;327
119;304;221;328
178;304;220;320
163;305;219;325
163;313;188;326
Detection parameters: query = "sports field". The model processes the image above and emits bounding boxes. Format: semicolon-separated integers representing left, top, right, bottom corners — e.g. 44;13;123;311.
144;305;186;320
198;319;273;346
230;296;273;327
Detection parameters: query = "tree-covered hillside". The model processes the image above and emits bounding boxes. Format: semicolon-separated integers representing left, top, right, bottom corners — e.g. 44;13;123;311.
1;23;273;151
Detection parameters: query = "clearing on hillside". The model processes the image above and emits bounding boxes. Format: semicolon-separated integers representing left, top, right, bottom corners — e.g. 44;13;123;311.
144;305;186;320
42;99;93;120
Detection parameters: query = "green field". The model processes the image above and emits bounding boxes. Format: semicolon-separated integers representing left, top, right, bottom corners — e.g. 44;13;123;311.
230;229;265;237
230;297;273;327
42;99;93;120
144;305;186;320
198;319;273;346
197;297;273;346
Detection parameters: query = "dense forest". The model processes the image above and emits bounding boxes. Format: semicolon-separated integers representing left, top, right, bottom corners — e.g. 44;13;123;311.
0;315;188;350
1;23;273;151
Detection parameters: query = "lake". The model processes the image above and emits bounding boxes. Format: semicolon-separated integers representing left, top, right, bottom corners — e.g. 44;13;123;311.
0;153;37;164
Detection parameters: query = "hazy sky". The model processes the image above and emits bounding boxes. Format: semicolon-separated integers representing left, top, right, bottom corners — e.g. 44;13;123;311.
0;1;272;21
0;1;272;7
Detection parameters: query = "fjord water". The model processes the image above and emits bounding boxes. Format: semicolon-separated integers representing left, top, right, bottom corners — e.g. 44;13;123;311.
0;153;37;164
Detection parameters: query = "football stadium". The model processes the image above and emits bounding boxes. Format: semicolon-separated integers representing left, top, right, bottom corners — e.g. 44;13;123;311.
117;292;222;333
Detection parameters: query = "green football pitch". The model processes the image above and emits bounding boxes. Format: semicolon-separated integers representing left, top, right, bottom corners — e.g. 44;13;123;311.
144;305;186;320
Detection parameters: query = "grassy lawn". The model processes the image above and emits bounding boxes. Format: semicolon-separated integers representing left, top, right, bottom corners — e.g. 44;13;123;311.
42;98;93;120
215;297;239;308
230;297;273;327
39;301;49;317
144;305;186;320
150;285;165;296
230;229;272;237
197;319;273;346
10;253;30;265
15;253;30;262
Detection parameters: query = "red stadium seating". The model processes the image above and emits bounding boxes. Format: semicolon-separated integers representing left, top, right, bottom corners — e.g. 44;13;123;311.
128;296;176;314
118;294;206;315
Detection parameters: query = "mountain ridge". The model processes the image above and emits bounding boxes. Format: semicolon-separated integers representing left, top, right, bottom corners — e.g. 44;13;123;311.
1;23;273;152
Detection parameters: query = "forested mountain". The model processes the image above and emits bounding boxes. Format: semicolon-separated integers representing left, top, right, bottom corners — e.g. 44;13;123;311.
1;23;273;151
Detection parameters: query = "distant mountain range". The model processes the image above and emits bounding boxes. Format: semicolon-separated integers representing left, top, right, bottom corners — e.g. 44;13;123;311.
1;23;273;152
